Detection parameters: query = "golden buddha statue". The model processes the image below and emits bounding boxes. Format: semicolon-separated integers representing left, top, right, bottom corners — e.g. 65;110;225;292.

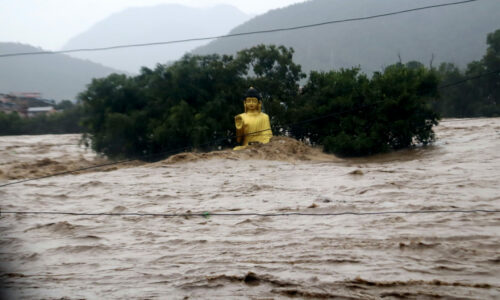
233;87;273;150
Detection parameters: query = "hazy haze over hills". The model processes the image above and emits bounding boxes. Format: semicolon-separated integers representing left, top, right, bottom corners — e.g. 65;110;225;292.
3;0;497;101
194;0;500;74
62;4;252;73
0;43;120;101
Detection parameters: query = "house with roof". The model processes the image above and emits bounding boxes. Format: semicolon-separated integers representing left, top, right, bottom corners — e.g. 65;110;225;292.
0;92;55;117
27;106;56;117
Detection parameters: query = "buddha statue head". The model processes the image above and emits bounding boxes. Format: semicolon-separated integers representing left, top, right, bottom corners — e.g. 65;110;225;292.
244;87;262;113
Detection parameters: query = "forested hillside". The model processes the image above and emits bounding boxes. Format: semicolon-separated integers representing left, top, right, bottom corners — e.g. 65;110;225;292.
194;0;500;74
0;43;121;101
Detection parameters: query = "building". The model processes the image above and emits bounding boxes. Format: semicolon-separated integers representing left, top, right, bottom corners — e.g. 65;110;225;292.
27;106;56;117
0;92;56;117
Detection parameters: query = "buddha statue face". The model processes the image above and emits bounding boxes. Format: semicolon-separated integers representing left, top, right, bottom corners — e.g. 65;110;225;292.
244;97;261;113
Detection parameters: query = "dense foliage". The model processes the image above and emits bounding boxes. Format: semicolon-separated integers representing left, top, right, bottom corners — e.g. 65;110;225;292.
0;103;82;135
79;44;439;159
433;29;500;117
4;30;498;159
288;64;439;156
79;45;304;159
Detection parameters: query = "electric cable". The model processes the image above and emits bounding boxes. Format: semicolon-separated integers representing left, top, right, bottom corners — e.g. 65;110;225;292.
438;69;500;89
0;209;499;218
0;0;479;58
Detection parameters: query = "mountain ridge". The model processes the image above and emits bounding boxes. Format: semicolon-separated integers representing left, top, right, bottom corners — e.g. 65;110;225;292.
193;0;500;74
0;42;122;101
61;4;252;73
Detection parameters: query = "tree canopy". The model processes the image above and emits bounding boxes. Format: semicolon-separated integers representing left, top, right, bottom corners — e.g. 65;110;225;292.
0;105;82;136
79;45;304;159
288;64;439;156
79;44;440;159
434;29;500;117
5;30;498;158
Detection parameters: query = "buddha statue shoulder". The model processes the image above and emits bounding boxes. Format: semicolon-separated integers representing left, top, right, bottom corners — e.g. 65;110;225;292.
233;87;273;150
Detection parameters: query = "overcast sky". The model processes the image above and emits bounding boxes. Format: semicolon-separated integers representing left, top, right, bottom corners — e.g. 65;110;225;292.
0;0;306;50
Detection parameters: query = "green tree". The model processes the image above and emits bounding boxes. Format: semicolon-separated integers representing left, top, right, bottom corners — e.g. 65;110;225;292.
235;45;305;129
289;63;439;157
433;62;465;117
55;100;75;110
434;29;500;117
0;112;22;135
0;106;83;136
79;45;304;159
80;44;442;159
481;29;500;116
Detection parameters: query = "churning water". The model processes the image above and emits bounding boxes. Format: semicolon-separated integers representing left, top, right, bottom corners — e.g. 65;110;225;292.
1;118;499;299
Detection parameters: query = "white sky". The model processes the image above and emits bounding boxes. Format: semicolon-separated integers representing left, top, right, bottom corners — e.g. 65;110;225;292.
0;0;306;50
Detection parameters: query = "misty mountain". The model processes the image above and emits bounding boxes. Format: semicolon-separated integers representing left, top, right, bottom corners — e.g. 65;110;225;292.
0;42;121;101
193;0;500;74
62;4;251;73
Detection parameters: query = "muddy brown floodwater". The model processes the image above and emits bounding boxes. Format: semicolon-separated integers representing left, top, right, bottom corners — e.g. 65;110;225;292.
1;118;499;299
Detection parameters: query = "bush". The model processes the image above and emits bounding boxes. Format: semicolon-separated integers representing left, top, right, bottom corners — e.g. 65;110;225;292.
288;64;440;157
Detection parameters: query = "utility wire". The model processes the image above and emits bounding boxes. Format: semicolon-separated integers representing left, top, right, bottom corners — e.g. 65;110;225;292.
1;209;499;218
0;68;498;189
0;145;194;188
0;0;479;58
438;69;500;89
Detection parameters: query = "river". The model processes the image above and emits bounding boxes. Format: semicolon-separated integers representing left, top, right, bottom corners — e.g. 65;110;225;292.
1;118;499;299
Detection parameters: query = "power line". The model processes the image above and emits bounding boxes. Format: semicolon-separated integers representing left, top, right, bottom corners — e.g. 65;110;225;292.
0;131;240;188
0;146;188;188
0;0;479;58
0;68;497;189
1;209;498;218
438;69;500;89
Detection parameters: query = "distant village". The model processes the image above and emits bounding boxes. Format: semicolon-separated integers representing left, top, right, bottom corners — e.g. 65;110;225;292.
0;92;58;117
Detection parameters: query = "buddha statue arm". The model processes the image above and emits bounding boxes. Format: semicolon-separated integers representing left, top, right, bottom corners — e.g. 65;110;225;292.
235;114;245;143
264;114;271;134
261;113;273;142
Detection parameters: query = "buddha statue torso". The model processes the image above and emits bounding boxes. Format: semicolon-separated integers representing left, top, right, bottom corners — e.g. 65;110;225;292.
233;89;272;150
